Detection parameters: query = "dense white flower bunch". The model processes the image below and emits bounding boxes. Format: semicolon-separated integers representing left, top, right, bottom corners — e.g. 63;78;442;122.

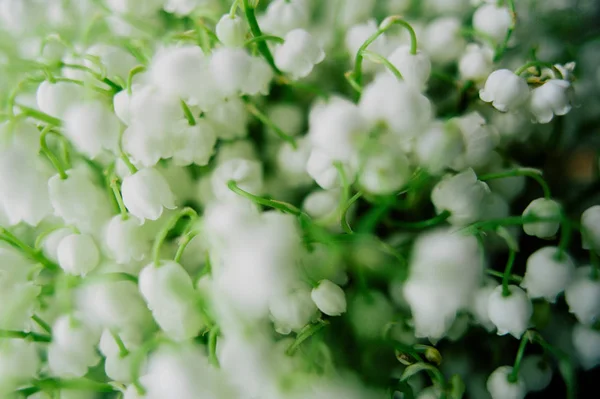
0;0;598;398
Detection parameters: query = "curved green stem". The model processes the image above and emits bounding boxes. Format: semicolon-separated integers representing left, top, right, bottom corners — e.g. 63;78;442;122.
494;0;516;62
515;61;563;79
109;176;129;220
334;161;351;230
0;329;51;342
227;180;302;215
361;50;404;81
110;330;129;358
17;104;62;126
152;207;198;266
242;0;280;74
391;210;451;230
174;230;200;263
352;16;417;88
127;65;146;95
479;168;551;199
208;326;220;367
487;269;522;283
0;226;59;271
229;0;241;17
243;98;297;149
40;126;68;180
245;35;284;47
502;247;517;297
556;216;572;260
341;191;363;234
286;320;329;356
31;314;52;334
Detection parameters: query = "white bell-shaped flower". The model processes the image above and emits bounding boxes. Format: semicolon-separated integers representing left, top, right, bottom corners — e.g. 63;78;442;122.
41;227;73;263
421;17;466;64
260;0;310;37
274;29;325;79
139;261;204;340
242;56;274;96
209;47;254;98
520;355;552;392
276;138;312;186
521;247;575;302
0;339;40;391
358;145;412;195
122;121;175;167
414;121;464;175
149;45;219;110
63;101;120;158
129;84;184;134
36;80;85;119
564;266;600;326
306;150;357;190
172;119;217;166
480;69;530;112
486;366;526;399
308;97;367;162
359;74;432;138
211;158;263;202
216;14;248;47
473;4;512;42
204;97;249;140
572;323;600;370
529;79;572;124
113;89;132;125
388;46;431;90
57;233;100;276
459;43;494;82
582;205;600;253
269;287;317;334
431;168;491;226
104;215;150;264
121;168;176;222
450;111;499;170
469;282;497;332
48;315;101;378
522;198;561;238
85;44;138;82
487;285;532;339
48;170;113;233
311;279;347;316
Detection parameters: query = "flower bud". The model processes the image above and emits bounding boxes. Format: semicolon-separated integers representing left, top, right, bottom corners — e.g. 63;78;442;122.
104;216;150;264
529;79;572;124
274;29;325;79
521;247;575;303
431;168;491;226
487;285;532;339
172;120;217;167
216;14;248;47
486;366;526;399
564;266;600;325
205;98;249;140
345;19;388;73
48;316;100;378
57;233;100;276
520;355;552;392
311;279;347;316
522;198;561;238
473;4;511;42
421;17;466;64
572;323;600;370
388;46;431;90
414;121;464;175
480;69;530;112
63;101;120;158
121;167;177;222
582;205;600;252
459;44;494;82
260;0;310;36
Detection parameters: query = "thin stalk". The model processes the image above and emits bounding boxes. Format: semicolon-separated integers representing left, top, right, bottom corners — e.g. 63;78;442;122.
502;248;517;297
286;320;329;356
109;177;129;220
174;230;200;263
17;104;62;126
244;99;297;149
0;329;52;342
242;0;280;74
0;227;59;271
361;50;404;81
110;330;129;358
152;207;198;265
479;168;551;199
341;191;363;234
245;35;284;47
181;99;196;126
208;326;220;367
40;126;68;179
515;61;563;79
508;331;530;382
494;0;516;61
390;211;451;230
127;65;146;95
227;180;302;216
31;314;52;334
486;269;523;283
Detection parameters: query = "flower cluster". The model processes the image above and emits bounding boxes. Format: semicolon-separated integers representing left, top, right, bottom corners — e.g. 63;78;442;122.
0;0;599;398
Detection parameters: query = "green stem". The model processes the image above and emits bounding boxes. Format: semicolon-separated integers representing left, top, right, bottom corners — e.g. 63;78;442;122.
334;161;351;231
529;332;576;399
31;314;52;334
390;210;451;230
514;61;563;79
0;227;59;271
40;126;68;180
479;168;551;199
229;0;240;17
286;320;329;356
465;214;562;233
152;207;198;266
0;329;51;342
486;269;523;283
243;98;296;149
174;230;200;263
556;217;572;260
502;247;517;297
83;272;138;285
227;180;302;215
118;128;138;174
242;0;280;74
352;16;417;87
341;191;363;234
110;330;129;358
181;99;196;126
508;330;530;382
494;0;516;62
17;104;62;126
208;326;220;368
245;35;284;47
127;65;146;95
109;176;129;220
361;50;404;81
